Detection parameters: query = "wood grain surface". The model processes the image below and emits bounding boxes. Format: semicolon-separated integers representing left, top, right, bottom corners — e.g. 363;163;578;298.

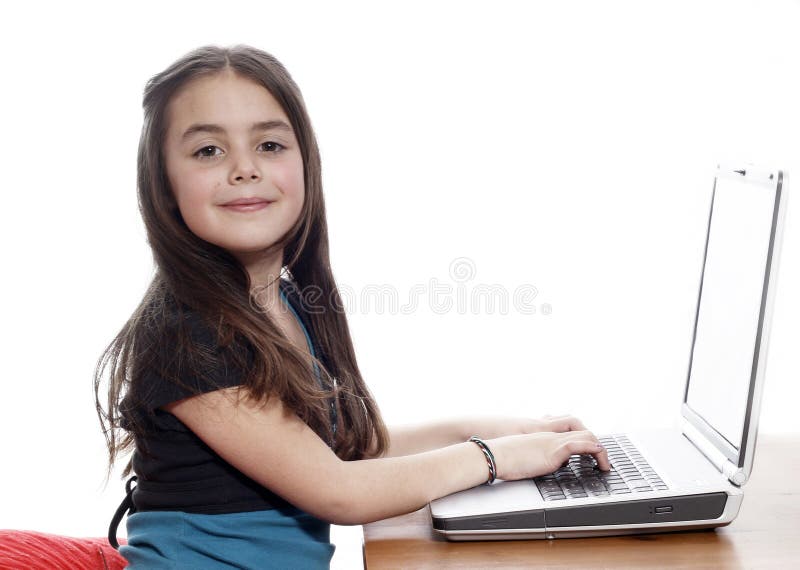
362;434;800;569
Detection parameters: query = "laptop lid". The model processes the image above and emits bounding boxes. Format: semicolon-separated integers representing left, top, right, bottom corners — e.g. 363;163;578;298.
681;165;787;485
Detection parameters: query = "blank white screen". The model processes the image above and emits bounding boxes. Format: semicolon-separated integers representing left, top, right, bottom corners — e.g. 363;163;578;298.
686;175;776;449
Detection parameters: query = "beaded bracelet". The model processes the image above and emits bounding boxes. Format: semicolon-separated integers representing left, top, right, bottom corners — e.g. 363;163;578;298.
468;436;497;484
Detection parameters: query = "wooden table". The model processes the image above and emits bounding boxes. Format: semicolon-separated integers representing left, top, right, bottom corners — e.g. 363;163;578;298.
363;434;800;568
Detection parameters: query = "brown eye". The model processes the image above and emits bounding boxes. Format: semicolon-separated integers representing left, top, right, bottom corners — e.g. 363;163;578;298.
259;141;285;153
194;145;222;159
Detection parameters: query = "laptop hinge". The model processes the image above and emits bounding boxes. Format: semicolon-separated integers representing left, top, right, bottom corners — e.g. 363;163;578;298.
681;419;744;486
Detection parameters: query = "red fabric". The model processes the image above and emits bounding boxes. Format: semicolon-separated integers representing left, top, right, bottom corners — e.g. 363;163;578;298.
0;530;127;570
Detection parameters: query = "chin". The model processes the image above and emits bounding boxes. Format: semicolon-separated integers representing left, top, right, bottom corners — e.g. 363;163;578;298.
226;244;283;258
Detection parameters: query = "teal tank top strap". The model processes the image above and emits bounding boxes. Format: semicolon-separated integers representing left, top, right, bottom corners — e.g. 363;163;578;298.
278;282;338;440
279;286;319;364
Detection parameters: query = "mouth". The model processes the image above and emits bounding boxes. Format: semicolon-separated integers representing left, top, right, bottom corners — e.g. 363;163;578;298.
221;199;273;212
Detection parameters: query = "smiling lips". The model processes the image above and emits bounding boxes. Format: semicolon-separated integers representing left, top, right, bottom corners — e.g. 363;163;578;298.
221;197;273;212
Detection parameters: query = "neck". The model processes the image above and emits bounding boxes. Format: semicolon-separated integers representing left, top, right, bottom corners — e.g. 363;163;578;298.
236;248;285;313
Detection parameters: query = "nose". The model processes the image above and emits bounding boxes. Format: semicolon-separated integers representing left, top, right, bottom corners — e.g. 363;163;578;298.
229;150;262;184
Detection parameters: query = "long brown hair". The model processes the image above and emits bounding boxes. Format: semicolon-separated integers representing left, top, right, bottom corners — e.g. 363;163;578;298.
94;44;388;478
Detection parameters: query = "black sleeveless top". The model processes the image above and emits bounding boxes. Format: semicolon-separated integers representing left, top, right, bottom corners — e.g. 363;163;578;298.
120;278;333;515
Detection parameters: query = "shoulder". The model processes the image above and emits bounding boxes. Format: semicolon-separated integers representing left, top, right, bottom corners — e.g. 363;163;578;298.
123;298;251;419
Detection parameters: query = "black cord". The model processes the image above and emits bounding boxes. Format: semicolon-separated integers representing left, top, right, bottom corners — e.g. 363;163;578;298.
107;475;137;550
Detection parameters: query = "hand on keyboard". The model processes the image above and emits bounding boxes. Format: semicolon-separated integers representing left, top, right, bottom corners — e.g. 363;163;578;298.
483;426;611;481
534;435;669;500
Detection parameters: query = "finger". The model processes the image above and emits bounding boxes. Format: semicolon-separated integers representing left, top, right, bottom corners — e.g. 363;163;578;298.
551;430;600;462
567;416;588;431
548;416;587;433
562;438;611;472
564;430;610;471
594;444;611;471
561;429;596;441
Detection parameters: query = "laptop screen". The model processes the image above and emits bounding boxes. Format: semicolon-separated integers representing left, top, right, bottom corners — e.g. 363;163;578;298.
685;171;780;456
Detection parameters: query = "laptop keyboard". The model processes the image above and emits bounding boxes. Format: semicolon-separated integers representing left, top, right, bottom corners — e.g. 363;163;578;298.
534;434;669;501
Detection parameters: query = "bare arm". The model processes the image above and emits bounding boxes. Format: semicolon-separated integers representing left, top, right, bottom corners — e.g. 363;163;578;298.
383;419;467;457
382;415;591;457
165;389;609;526
165;388;489;525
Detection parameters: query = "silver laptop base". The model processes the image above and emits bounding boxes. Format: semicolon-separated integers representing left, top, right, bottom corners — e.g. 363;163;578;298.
433;491;743;541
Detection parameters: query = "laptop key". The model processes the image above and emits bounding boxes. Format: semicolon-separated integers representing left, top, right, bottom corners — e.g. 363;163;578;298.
599;471;622;478
537;434;666;503
544;493;566;500
582;479;606;492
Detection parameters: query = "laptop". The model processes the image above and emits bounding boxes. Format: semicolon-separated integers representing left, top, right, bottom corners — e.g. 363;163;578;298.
430;164;788;540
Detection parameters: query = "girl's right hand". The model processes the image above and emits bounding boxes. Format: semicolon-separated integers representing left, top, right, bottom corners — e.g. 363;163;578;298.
486;430;611;481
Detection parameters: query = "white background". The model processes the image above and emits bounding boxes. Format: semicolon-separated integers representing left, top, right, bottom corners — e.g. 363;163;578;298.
1;1;798;568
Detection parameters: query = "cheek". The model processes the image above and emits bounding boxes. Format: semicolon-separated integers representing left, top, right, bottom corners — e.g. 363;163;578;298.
275;157;306;205
170;168;214;226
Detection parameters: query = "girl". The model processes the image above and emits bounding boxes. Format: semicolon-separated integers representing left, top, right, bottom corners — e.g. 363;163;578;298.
95;44;610;569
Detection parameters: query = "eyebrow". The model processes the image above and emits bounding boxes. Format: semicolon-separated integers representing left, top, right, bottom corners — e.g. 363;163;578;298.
180;120;293;142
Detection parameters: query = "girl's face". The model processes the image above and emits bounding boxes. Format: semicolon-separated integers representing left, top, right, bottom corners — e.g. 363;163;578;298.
163;70;305;263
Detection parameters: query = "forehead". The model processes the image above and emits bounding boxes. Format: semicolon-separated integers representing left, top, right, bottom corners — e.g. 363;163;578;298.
166;71;290;136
